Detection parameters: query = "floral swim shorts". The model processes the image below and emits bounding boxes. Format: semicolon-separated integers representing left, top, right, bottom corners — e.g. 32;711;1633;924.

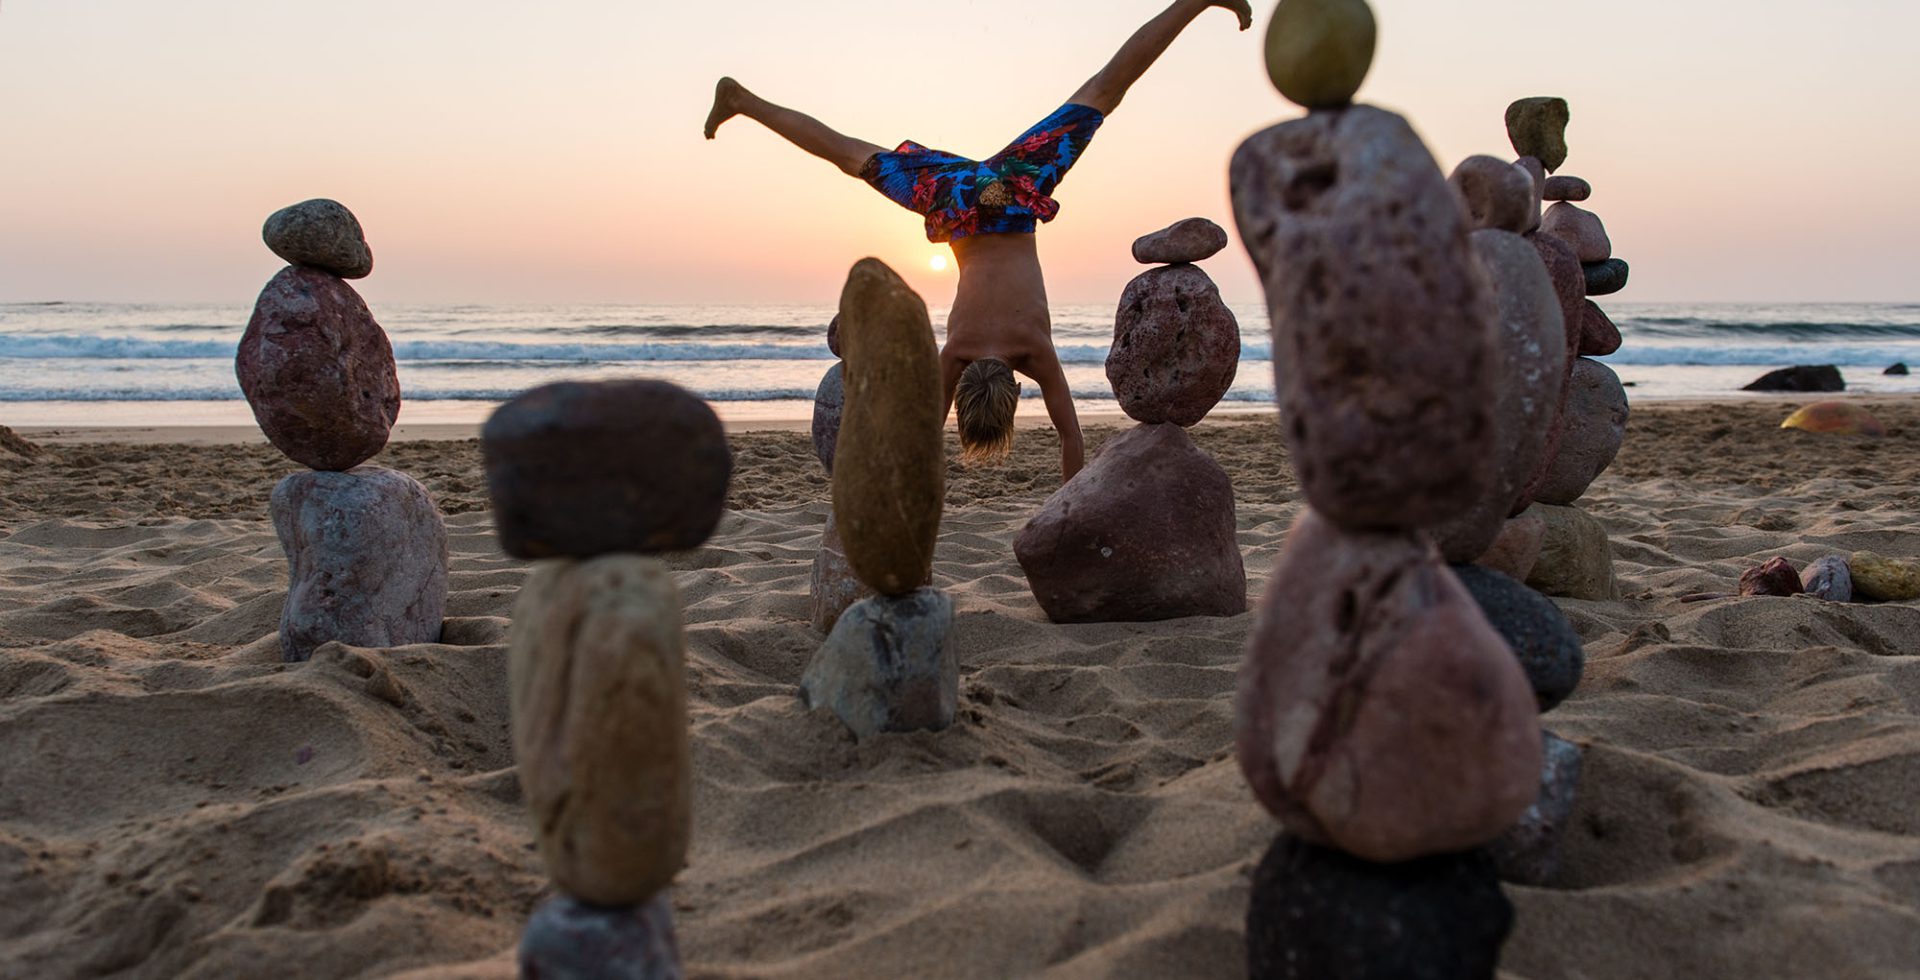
861;102;1105;243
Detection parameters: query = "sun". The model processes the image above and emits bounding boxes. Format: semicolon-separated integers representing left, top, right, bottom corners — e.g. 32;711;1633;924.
929;254;950;272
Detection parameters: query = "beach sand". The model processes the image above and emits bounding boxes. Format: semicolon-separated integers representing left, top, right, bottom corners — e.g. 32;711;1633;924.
3;400;1919;978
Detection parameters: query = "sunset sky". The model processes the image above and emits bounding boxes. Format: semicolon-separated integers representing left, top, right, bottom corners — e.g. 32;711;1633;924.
2;0;1916;308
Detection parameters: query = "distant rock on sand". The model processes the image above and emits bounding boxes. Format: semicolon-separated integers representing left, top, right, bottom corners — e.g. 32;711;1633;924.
0;424;41;458
1743;365;1845;392
1885;362;1909;376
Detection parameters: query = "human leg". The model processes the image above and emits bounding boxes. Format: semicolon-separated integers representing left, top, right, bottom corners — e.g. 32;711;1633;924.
1065;0;1253;115
703;77;887;177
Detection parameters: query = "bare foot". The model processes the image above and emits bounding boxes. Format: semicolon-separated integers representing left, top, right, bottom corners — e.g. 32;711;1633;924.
704;77;746;140
1213;0;1253;30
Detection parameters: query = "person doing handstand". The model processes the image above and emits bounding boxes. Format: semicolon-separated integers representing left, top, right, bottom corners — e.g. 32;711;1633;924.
706;0;1252;480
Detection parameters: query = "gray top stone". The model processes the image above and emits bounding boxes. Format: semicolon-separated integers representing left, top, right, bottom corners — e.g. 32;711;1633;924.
262;199;373;279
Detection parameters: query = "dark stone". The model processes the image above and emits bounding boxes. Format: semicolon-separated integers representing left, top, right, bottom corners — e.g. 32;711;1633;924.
236;267;401;471
1132;217;1229;264
1106;265;1240;426
1801;555;1853;602
1583;258;1629;297
1887;363;1910;376
272;467;447;663
800;588;956;738
1543;175;1591;202
519;892;682;980
1016;423;1245;624
1246;835;1514;980
1505;97;1571;173
262;199;373;279
1451;565;1585;712
811;362;844;474
1577;299;1622;357
482;380;732;559
1448;155;1536;234
1742;365;1845;392
1739;556;1803;597
826;314;842;358
1489;731;1583;887
1533;358;1629;506
1516;232;1589;513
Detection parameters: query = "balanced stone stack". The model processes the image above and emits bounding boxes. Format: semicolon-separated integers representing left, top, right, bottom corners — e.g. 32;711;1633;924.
807;314;874;632
798;259;957;739
1012;217;1247;623
1504;98;1633;602
235;199;449;663
483;378;733;978
1229;1;1552;974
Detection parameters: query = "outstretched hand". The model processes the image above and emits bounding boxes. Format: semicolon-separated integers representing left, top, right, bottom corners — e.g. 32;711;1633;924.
1213;0;1254;31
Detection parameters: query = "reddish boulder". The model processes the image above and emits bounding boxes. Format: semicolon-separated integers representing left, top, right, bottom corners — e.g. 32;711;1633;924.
1578;299;1622;356
236;267;401;471
1105;265;1240;426
1132;217;1229;264
1740;557;1803;597
1541;202;1613;263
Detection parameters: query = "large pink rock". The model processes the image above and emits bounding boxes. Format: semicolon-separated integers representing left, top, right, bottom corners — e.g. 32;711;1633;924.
237;267;401;471
1105;265;1240;426
1230;105;1498;530
1532;358;1630;506
1015;423;1245;623
1540;202;1612;263
1235;510;1542;862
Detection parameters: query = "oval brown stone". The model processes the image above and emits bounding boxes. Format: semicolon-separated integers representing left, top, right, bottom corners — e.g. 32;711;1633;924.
831;259;945;595
1230;105;1499;530
262;198;373;279
1448;155;1536;234
1532;357;1629;506
1106;265;1241;426
236;266;400;471
1264;0;1378;110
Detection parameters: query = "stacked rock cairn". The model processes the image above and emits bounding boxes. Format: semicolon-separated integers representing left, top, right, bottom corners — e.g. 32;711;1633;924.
806;314;871;632
1227;0;1596;975
798;259;956;739
1013;218;1248;623
236;199;449;663
482;378;734;978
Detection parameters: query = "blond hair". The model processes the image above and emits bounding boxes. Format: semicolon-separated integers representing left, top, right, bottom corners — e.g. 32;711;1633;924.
955;358;1020;465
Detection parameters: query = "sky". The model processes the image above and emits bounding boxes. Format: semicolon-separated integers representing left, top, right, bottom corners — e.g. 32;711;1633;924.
1;0;1917;309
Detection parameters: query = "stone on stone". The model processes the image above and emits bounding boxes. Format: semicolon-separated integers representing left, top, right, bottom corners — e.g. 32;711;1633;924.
1540;202;1612;263
800;588;957;738
1246;834;1513;980
826;314;842;358
1490;731;1583;887
510;557;690;906
1543;175;1591;202
519;892;682;980
1583;258;1630;298
236;266;401;471
1578;299;1623;357
1015;423;1245;623
1517;232;1589;513
1781;400;1885;436
262;199;373;279
1263;0;1377;110
272;466;447;663
1514;157;1545;234
1523;503;1617;601
1231;106;1498;530
1505;97;1571;173
1478;512;1547;582
1132;217;1229;264
1533;358;1629;506
1106;265;1241;426
810;509;876;634
1452;565;1585;712
482;380;732;560
1851;551;1920;601
1448;155;1537;233
1800;555;1854;602
1743;365;1845;393
812;362;845;473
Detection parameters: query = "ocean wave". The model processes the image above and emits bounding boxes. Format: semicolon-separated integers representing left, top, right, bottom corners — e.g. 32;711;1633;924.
1617;317;1920;340
1599;344;1920;367
0;385;824;404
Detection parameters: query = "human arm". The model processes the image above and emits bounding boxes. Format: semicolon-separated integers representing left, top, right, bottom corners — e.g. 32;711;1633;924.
1028;351;1084;481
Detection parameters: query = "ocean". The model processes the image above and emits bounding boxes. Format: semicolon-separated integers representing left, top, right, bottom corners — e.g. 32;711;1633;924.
2;301;1917;427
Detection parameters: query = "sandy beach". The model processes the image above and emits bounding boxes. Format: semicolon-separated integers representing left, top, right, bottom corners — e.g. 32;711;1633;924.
2;399;1919;978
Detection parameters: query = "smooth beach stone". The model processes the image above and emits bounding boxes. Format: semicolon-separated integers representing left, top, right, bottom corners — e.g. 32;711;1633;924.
1540;202;1612;263
1231;106;1498;530
1514;157;1545;234
1851;552;1920;602
800;588;957;738
1505;97;1571;173
1132;216;1229;264
1740;556;1803;597
1490;731;1583;887
236;266;401;471
1524;503;1617;601
510;557;690;906
1888;362;1911;376
1478;512;1547;582
1578;300;1623;357
1801;555;1854;602
1263;0;1377;110
1246;834;1513;980
1106;265;1241;426
1583;258;1630;298
832;259;945;596
1015;423;1245;624
1237;511;1542;862
826;313;842;358
1448;155;1537;233
811;362;845;474
272;466;447;663
1452;565;1585;712
809;509;878;634
1533;358;1629;506
262;199;373;279
1781;400;1885;436
519;892;682;980
1543;175;1591;202
1518;232;1589;512
1432;229;1567;564
482;380;732;559
1743;365;1845;393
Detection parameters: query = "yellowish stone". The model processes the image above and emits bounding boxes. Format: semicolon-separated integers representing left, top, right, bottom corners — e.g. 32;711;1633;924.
1264;0;1377;110
1850;551;1920;602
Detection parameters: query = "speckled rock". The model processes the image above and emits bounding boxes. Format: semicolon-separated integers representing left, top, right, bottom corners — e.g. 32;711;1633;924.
1132;217;1229;264
510;557;689;906
1490;732;1583;887
832;260;945;596
1781;400;1884;436
262;199;373;279
1851;551;1920;601
800;588;957;738
1449;155;1537;233
1524;503;1616;601
1533;358;1629;506
1246;835;1513;980
1263;0;1377;110
1506;97;1571;173
1237;511;1542;862
826;314;842;358
812;362;845;473
271;467;446;664
1519;232;1589;510
1514;157;1545;234
1478;512;1546;582
1801;555;1854;602
1583;258;1630;298
1231;105;1498;530
1740;556;1803;597
809;510;877;634
1578;299;1622;356
236;266;400;471
519;893;681;980
1543;175;1591;202
482;380;732;560
1015;423;1245;624
1541;202;1612;263
1452;564;1584;711
1106;265;1241;426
